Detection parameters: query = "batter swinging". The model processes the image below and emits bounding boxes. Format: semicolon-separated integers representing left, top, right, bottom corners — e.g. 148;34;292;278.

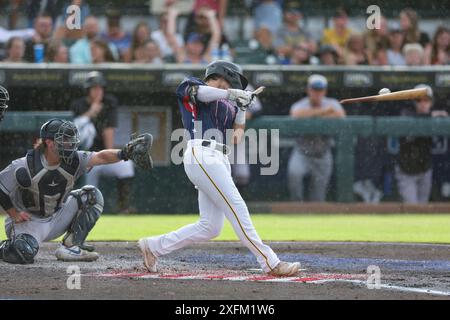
138;60;300;276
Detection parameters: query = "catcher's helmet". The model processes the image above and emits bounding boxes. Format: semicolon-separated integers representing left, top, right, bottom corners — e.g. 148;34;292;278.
40;119;80;164
204;60;248;90
0;85;9;122
83;71;106;90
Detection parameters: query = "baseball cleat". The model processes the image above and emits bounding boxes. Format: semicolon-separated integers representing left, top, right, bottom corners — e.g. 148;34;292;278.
55;245;99;262
268;261;301;277
138;238;158;272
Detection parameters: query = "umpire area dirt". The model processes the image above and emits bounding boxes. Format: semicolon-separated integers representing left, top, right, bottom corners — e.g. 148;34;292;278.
1;241;450;300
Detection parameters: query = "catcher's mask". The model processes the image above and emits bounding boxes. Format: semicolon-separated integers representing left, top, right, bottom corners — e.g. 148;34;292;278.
40;119;81;164
0;85;9;121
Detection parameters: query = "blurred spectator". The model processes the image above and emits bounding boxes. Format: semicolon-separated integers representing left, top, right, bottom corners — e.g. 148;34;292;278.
387;25;406;66
90;39;115;63
69;16;117;64
274;2;316;60
287;43;311;65
152;8;184;62
23;12;53;62
175;9;220;64
54;0;91;46
133;40;163;64
252;25;278;64
3;36;25;62
425;26;450;65
321;7;352;60
183;6;229;54
253;0;283;36
167;0;228;33
192;0;228;29
7;0;22;29
176;33;210;64
0;27;35;44
69;16;98;64
101;8;131;61
60;0;90;24
45;40;68;63
396;84;448;204
364;16;389;65
403;43;424;66
343;33;369;65
168;0;228;30
287;74;346;202
399;8;431;49
124;22;151;63
71;71;135;213
317;44;338;65
25;0;60;28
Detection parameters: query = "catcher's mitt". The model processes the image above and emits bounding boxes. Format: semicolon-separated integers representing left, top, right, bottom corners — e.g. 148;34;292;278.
121;133;154;170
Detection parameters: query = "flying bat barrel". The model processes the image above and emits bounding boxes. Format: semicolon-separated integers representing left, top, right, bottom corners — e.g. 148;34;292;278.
340;88;428;105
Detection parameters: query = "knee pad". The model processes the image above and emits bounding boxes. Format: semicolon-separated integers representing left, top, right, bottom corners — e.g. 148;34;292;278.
63;185;103;248
0;233;39;264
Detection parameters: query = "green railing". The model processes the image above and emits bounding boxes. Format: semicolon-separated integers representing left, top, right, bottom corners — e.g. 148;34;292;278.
2;113;450;204
249;116;450;202
0;111;73;132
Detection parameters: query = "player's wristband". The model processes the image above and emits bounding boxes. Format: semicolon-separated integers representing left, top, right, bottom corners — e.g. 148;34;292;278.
117;149;128;161
235;108;246;125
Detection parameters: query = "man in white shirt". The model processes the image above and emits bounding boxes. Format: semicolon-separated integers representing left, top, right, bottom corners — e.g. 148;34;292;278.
287;74;346;201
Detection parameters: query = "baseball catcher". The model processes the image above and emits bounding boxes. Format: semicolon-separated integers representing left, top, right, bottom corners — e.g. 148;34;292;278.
0;118;153;264
0;85;9;123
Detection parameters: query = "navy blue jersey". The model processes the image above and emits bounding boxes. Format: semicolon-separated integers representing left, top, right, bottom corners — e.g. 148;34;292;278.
176;77;237;144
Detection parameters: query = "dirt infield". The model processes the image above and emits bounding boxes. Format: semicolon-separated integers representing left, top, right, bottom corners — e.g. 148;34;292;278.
1;241;449;300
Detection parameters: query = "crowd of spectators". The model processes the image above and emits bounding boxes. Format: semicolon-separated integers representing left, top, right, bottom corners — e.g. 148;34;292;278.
0;1;448;66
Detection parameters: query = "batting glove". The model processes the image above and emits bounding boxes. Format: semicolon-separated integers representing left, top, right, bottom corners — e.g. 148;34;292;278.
227;89;255;111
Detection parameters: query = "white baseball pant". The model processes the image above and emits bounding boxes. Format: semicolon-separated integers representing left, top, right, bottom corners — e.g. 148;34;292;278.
85;160;135;187
4;195;79;244
395;166;432;204
143;139;280;273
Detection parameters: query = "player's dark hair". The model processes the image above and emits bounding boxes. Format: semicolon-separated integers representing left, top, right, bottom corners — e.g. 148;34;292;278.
400;8;420;44
6;36;23;50
205;74;221;82
131;22;150;51
91;39;115;62
35;11;53;21
431;26;450;64
45;40;66;62
33;138;47;152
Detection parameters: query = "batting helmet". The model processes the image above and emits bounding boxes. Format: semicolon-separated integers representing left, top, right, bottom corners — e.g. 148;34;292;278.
83;71;106;90
204;60;248;90
40;119;81;164
0;85;9;122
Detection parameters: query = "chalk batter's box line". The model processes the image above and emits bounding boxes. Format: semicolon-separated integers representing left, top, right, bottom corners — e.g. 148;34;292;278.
86;271;365;283
86;271;450;297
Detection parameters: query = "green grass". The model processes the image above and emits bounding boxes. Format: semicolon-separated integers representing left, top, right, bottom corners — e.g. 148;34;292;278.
3;214;449;243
